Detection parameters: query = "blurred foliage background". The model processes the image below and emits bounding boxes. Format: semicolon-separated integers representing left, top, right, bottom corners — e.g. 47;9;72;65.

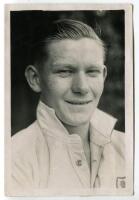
11;10;125;135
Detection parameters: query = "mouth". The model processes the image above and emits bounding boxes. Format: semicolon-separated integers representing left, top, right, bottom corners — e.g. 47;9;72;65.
65;100;92;105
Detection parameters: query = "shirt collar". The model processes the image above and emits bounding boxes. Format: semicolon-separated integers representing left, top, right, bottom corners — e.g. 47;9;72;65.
37;101;70;140
90;108;117;146
37;101;117;146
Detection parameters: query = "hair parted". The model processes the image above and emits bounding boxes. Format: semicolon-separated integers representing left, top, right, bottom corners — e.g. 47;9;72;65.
29;19;105;68
47;19;103;42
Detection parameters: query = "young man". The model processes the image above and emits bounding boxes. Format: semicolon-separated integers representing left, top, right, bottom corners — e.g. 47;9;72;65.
12;19;125;190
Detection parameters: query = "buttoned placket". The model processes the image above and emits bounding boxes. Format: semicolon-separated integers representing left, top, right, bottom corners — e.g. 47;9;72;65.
66;124;111;189
66;133;104;188
67;134;91;188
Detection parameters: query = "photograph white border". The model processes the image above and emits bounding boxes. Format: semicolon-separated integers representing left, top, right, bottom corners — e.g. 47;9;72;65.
2;1;136;199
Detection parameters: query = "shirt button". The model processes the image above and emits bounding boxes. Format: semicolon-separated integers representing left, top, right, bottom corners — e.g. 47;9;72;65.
76;159;82;166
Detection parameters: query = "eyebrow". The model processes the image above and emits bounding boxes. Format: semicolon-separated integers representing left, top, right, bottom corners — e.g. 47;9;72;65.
51;63;104;70
86;65;104;70
51;63;76;69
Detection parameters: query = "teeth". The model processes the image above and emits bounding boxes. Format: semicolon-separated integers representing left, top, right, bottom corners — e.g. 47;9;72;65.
67;101;90;105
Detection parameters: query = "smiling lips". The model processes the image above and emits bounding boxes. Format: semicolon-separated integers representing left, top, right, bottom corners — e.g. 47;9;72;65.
66;100;92;105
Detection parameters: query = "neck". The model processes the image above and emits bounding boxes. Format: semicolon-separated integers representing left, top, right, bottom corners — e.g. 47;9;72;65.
62;122;90;143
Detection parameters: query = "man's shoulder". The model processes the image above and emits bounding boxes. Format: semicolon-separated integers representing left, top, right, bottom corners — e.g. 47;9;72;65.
12;121;42;154
111;129;125;142
111;129;125;158
12;121;39;141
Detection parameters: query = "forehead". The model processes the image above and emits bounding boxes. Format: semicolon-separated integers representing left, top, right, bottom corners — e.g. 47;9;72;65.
45;38;104;66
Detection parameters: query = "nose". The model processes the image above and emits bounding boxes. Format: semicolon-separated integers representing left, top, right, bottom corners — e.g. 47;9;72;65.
71;72;89;95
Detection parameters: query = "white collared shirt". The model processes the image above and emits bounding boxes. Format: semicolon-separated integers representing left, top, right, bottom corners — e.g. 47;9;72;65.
11;101;125;191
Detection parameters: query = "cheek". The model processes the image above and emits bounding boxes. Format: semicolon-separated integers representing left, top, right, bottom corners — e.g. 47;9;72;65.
89;77;104;96
42;76;71;99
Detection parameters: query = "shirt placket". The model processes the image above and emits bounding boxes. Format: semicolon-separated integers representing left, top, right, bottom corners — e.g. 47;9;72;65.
89;125;110;188
67;136;90;188
90;142;104;188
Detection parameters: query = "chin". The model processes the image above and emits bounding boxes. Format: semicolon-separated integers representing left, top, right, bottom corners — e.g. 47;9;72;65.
61;115;91;127
57;106;97;126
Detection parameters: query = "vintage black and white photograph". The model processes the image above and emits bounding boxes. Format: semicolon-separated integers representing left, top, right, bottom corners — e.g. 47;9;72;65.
5;4;133;196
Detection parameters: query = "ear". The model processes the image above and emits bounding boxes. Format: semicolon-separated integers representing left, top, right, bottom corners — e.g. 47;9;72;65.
25;65;41;93
103;65;107;81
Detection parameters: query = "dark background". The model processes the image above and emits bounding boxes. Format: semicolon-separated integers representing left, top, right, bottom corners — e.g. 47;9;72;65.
11;10;125;135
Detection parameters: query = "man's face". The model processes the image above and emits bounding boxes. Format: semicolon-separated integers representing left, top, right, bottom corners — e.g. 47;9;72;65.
39;38;106;126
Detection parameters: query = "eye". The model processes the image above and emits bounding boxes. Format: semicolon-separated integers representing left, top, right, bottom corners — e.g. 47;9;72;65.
86;69;101;77
55;69;73;77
